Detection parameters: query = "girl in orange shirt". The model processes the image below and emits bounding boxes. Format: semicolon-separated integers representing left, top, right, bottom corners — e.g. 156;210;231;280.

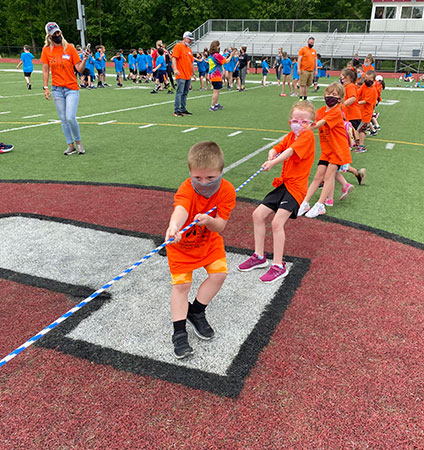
41;22;89;155
299;83;353;218
356;71;378;153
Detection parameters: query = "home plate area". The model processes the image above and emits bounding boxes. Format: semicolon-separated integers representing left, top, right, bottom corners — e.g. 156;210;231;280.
0;214;309;397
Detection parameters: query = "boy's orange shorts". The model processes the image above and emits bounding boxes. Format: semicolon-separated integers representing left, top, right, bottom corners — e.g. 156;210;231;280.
170;257;228;285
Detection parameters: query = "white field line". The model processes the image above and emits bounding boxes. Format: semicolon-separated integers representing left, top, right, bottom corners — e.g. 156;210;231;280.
0;85;263;135
0;93;44;99
98;120;117;125
228;131;242;137
262;137;276;141
22;114;43;119
182;127;198;133
138;124;156;129
223;136;284;174
0;111;11;115
386;143;395;149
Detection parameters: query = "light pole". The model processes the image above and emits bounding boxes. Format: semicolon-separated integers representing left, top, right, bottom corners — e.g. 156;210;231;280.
76;0;87;47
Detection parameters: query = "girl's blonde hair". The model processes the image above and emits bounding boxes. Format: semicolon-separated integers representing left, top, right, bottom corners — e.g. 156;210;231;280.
325;82;345;98
44;33;68;51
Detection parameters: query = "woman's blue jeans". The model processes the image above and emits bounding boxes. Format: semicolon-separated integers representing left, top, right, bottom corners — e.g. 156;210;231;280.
51;86;81;144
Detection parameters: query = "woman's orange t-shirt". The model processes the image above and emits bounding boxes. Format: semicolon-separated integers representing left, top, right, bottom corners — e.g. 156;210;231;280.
344;82;362;121
272;130;315;206
166;178;236;273
40;44;80;90
358;84;378;123
316;106;352;166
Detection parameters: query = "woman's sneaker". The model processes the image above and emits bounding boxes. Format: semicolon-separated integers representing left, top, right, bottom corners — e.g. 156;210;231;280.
298;201;310;216
238;253;268;271
172;331;194;359
260;263;288;283
64;145;76;156
340;183;354;200
305;202;326;218
76;143;85;155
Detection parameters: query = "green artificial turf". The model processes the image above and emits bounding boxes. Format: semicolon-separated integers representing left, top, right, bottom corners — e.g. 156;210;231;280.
1;62;423;243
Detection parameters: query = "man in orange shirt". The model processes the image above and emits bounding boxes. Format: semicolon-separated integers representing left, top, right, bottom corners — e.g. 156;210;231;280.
297;37;318;100
165;141;236;359
172;31;194;117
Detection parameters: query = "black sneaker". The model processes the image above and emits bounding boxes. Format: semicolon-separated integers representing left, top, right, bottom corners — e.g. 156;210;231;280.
369;130;377;136
181;110;192;115
150;90;158;94
173;111;183;117
187;310;215;340
172;331;194;359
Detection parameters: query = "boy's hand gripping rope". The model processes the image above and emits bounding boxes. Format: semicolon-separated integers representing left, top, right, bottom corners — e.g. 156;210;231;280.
0;166;265;368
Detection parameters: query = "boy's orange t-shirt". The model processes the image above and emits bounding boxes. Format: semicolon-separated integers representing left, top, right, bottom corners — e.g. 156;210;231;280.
298;46;317;72
166;178;236;273
374;81;383;100
172;42;194;80
358;84;378;122
272;129;315;206
344;82;362;121
40;44;80;90
316;106;352;166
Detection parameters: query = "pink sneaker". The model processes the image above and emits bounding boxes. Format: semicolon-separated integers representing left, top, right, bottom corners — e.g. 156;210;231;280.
340;183;354;200
260;263;288;283
324;198;334;206
238;253;269;272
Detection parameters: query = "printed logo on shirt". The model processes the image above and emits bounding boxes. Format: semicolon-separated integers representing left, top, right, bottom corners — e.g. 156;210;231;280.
63;54;70;60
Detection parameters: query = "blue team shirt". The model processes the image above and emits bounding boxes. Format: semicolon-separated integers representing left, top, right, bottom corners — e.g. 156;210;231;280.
155;55;166;72
282;58;292;75
94;52;103;69
128;54;135;70
147;54;153;70
113;56;124;72
137;53;147;71
86;55;95;76
197;58;208;73
292;62;299;80
317;59;323;77
262;61;269;72
20;52;34;73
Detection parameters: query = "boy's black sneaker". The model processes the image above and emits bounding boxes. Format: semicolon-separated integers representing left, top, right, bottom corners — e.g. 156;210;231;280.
181;110;192;115
187;311;215;340
172;331;194;359
173;111;183;117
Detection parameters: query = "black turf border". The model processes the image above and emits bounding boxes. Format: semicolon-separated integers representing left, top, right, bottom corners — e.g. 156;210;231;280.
0;213;309;398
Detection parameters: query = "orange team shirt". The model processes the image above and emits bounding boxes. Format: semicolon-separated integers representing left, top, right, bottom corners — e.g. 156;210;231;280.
272;129;315;206
40;44;80;90
172;42;194;80
344;82;362;121
316;106;352;166
298;46;317;72
166;178;236;273
374;80;383;101
358;84;378;123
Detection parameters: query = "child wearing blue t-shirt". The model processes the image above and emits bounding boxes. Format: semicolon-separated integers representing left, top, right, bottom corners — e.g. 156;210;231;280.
151;48;172;94
95;45;107;88
16;45;34;90
111;50;126;87
291;57;299;97
147;50;153;82
261;57;269;86
279;52;292;97
128;49;137;82
314;54;322;92
195;52;208;90
136;48;147;83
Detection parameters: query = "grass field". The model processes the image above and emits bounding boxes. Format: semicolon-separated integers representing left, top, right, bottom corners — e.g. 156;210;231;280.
1;62;423;243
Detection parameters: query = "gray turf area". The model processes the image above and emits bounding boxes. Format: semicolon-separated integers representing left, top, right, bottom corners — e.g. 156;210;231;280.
0;216;292;375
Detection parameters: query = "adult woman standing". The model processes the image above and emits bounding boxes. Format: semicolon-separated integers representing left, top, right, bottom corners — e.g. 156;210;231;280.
238;46;250;92
274;48;283;86
41;22;88;155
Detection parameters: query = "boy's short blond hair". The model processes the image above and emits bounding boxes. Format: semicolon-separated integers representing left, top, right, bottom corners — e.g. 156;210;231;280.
325;82;345;98
290;101;315;121
188;141;224;172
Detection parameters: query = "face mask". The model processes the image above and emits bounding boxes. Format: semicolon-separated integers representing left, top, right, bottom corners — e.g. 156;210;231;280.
364;80;374;87
325;96;339;107
191;176;222;198
308;43;314;48
290;122;304;136
52;35;62;44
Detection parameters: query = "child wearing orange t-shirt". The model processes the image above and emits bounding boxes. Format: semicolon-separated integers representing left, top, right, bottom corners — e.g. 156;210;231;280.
238;101;315;283
299;83;353;218
356;70;378;153
165;141;236;359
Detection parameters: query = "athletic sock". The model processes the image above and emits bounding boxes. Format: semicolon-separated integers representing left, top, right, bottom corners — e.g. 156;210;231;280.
173;319;186;334
304;96;308;100
189;298;207;315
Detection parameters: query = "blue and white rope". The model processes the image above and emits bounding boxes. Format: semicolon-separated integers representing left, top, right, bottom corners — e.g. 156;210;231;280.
0;166;266;368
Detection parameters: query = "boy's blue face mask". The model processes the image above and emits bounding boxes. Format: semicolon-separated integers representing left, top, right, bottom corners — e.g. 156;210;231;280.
191;176;222;198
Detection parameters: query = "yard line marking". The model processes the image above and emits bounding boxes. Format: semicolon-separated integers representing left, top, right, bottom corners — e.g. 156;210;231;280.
0;85;263;134
182;127;198;133
0;111;11;115
22;114;43;119
138;124;156;129
386;143;395;150
223;136;285;174
262;138;276;141
228;131;242;137
98;120;117;125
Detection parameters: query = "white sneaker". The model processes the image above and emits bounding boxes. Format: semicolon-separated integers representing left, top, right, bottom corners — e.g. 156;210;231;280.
64;145;76;156
305;202;326;218
298;201;310;217
76;143;85;154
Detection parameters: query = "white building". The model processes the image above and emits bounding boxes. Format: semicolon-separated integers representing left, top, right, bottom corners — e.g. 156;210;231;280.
371;0;424;32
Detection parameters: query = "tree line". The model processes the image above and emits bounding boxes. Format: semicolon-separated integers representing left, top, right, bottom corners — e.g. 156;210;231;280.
0;0;371;54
